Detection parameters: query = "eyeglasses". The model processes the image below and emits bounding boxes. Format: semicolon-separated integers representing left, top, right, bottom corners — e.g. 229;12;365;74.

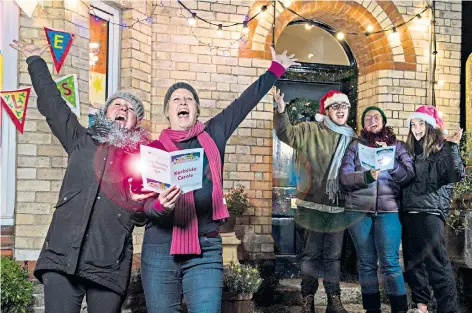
329;103;350;111
364;115;382;122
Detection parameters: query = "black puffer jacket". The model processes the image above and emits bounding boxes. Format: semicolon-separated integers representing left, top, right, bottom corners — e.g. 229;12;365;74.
28;56;147;296
402;141;465;220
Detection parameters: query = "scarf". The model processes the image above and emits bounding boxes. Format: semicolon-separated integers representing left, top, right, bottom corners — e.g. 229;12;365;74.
414;137;425;157
360;126;397;148
91;109;149;152
159;121;229;255
322;117;357;203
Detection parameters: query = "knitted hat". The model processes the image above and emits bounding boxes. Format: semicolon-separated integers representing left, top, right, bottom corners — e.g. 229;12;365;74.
104;91;144;121
361;106;387;128
407;105;444;130
163;82;200;116
315;90;350;122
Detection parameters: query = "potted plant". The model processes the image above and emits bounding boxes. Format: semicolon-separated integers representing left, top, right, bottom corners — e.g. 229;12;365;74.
222;262;262;313
220;185;250;233
0;256;33;313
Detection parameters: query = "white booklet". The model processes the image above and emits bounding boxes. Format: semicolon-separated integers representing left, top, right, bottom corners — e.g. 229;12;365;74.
140;146;204;194
358;144;396;171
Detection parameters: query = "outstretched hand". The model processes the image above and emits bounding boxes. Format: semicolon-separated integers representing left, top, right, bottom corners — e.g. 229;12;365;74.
445;128;463;144
270;47;300;69
10;39;49;58
272;87;286;114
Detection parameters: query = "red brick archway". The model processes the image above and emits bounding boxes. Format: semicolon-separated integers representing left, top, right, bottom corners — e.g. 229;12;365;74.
239;0;417;75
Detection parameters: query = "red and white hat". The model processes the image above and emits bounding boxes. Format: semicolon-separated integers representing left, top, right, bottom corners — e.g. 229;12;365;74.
315;90;350;122
407;105;445;132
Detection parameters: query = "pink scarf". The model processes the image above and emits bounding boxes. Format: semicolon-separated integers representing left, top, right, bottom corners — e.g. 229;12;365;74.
159;121;229;255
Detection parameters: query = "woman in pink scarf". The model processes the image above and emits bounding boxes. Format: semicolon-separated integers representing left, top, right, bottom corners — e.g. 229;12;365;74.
138;48;298;313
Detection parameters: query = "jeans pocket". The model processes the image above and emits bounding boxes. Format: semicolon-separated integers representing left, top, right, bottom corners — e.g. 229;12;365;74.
200;236;222;248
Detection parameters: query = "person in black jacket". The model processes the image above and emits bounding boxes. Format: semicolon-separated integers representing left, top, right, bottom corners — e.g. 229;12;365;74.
10;40;155;313
138;48;298;313
402;105;465;313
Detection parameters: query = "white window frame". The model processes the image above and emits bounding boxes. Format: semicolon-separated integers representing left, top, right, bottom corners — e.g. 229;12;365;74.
89;1;121;97
1;0;19;226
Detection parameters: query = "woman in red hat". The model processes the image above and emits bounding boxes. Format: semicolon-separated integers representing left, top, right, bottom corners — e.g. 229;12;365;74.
402;105;465;313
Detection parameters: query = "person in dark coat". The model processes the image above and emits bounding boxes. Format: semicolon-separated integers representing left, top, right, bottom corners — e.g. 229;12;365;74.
402;105;464;313
139;48;298;313
340;106;415;313
10;40;155;313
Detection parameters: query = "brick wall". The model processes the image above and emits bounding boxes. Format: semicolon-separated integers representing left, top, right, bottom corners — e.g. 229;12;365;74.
12;0;463;263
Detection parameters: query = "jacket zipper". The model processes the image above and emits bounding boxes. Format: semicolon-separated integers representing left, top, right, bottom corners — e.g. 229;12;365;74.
374;179;379;216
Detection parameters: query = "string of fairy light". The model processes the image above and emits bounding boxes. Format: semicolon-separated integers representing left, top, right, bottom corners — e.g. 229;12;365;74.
79;0;440;105
79;0;432;53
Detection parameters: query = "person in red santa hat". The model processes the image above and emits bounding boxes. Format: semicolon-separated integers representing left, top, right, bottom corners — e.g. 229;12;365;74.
402;105;464;313
273;88;356;313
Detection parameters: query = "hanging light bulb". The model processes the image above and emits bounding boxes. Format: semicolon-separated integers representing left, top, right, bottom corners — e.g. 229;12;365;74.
188;12;196;26
92;55;99;62
242;21;249;34
437;80;445;87
146;16;153;23
366;25;374;33
388;27;400;45
259;5;267;16
336;32;345;40
217;24;223;37
283;0;293;7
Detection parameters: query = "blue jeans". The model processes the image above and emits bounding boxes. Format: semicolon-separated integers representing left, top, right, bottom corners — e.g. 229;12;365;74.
141;236;223;313
346;211;406;296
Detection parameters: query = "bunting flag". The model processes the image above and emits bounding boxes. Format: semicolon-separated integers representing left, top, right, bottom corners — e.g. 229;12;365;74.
44;27;75;73
0;88;31;134
55;74;80;116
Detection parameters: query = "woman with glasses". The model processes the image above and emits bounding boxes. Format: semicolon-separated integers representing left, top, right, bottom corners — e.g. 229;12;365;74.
339;107;415;313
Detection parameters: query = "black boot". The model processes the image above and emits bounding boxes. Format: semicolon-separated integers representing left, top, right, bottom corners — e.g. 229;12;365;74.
362;292;381;313
301;294;315;313
326;294;348;313
389;295;409;313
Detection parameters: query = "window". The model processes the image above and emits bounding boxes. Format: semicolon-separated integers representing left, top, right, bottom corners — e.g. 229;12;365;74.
89;2;120;107
1;0;19;226
276;22;350;65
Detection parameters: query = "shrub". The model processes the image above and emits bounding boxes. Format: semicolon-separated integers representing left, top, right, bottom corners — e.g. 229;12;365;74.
223;262;262;295
0;257;33;313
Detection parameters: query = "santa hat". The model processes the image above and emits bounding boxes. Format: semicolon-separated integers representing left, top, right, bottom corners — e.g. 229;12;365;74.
407;105;448;134
315;90;350;122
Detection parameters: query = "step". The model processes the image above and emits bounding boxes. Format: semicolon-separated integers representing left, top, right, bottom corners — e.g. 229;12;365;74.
278;279;362;306
283;304;391;313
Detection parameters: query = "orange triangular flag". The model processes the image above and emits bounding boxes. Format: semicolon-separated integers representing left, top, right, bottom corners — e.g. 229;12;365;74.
0;88;31;134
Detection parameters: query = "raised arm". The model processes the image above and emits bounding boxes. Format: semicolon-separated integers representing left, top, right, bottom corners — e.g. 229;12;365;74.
388;141;415;186
440;129;466;185
208;48;298;140
11;40;86;154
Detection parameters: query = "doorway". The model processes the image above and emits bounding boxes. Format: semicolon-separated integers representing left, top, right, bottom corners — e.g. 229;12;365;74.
272;20;358;280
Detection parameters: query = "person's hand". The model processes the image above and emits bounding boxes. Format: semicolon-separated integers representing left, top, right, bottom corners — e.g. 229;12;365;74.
376;141;387;147
270;47;300;69
272;87;286;114
158;185;182;213
127;178;157;201
370;169;380;181
445;128;463;144
10;39;49;58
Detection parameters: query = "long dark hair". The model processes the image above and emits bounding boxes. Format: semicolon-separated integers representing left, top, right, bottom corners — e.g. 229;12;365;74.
406;122;443;159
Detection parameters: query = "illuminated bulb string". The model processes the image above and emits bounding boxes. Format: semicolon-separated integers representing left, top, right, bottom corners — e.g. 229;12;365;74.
80;0;160;28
